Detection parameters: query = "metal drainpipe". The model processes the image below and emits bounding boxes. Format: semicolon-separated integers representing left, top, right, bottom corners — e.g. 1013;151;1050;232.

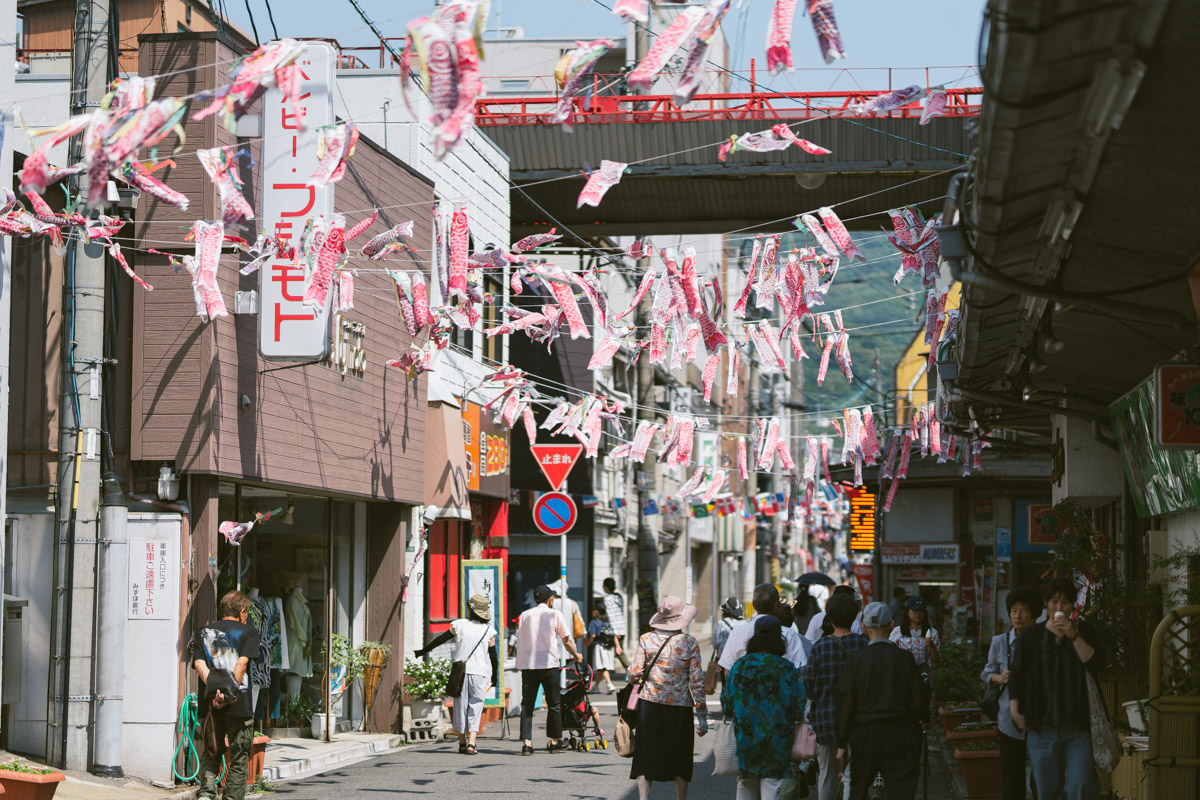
127;487;192;741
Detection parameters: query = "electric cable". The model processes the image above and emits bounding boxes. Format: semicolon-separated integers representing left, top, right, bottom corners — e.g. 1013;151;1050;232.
243;0;261;46
262;0;280;40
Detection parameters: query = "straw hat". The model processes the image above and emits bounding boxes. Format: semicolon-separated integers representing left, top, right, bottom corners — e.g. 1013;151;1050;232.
468;593;492;622
648;596;698;631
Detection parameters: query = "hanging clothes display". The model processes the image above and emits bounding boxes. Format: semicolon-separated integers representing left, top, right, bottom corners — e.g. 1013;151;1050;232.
284;586;313;678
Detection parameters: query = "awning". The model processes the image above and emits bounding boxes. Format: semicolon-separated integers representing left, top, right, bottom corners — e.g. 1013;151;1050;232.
424;401;471;521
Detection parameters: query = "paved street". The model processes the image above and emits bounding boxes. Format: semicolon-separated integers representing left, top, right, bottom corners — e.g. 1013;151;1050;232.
269;704;958;799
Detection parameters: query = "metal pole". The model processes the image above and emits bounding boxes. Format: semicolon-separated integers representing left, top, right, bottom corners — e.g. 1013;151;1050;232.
634;284;659;633
91;497;127;776
742;355;759;606
48;0;111;772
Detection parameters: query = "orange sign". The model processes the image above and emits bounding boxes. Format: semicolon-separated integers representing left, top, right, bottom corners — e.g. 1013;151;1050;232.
463;402;510;497
848;488;876;551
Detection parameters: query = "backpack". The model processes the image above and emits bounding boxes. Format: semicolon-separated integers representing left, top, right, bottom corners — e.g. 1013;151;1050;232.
597;621;616;648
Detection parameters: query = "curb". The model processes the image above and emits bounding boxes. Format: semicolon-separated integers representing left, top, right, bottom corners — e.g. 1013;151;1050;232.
932;731;968;800
260;736;403;784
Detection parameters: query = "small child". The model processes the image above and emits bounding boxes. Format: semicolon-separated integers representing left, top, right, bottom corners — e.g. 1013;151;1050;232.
585;602;618;694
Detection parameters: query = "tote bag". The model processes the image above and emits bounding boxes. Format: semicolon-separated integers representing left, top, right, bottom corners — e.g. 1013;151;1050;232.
712;720;740;777
1086;671;1122;772
790;722;818;761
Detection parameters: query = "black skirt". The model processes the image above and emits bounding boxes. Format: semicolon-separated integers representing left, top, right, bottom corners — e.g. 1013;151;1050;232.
629;700;695;782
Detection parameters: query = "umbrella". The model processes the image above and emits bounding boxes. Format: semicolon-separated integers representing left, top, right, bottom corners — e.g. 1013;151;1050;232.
797;571;836;588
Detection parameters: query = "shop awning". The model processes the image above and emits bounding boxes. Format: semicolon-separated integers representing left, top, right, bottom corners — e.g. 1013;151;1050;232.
425;401;471;521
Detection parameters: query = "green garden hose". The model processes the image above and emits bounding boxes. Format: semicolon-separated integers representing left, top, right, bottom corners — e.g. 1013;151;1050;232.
173;693;225;784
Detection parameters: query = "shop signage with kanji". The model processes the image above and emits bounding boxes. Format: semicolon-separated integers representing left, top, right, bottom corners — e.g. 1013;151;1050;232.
1155;363;1200;447
530;443;583;491
880;543;961;565
128;537;174;619
847;488;876;551
850;564;874;602
464;401;510;497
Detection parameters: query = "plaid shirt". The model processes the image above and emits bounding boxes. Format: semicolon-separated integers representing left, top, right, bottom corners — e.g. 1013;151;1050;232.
802;633;869;745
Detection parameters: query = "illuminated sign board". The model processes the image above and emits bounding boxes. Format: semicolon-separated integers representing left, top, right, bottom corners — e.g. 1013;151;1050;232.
848;488;876;551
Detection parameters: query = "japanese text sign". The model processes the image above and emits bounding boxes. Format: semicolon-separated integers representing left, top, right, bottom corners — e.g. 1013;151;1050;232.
128;537;175;619
259;42;336;359
1155;363;1200;448
530;443;584;491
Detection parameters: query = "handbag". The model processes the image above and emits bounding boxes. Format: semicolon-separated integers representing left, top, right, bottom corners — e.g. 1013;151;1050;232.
790;722;818;761
703;649;721;696
1085;670;1122;772
573;608;586;640
616;716;636;757
712;720;740;776
979;635;1008;719
445;627;489;699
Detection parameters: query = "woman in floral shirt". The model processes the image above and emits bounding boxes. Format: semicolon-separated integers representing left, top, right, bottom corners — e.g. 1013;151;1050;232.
722;616;807;799
626;596;708;800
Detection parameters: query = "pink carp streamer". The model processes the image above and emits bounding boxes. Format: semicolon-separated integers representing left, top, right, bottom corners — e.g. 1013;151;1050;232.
448;205;470;298
855;85;925;116
612;0;650;23
197;147;254;225
589;336;623;370
189;220;227;321
702;353;720;402
678;467;708;499
616;269;656;321
674;1;732;107
629;7;707;92
767;0;798;74
817;206;866;262
737;436;749;481
701;470;728;504
193;39;305;133
402;1;487;160
920;88;949;125
799;213;840;260
553;40;615;131
719;124;830;161
512;228;562;253
359;221;414;259
727;348;740;397
807;0;846;64
577;160;628;208
301;215;348;311
309;122;360;187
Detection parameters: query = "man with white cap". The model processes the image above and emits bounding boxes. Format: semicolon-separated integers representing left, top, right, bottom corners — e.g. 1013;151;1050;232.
515;584;583;756
835;601;928;800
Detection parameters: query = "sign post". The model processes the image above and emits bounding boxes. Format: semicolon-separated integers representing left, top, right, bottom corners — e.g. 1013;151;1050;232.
531;443;582;651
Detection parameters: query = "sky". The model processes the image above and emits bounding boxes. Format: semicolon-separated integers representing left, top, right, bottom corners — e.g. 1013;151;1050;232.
222;0;987;89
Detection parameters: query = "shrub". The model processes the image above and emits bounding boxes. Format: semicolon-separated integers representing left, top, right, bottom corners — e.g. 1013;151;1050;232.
404;658;452;701
932;640;986;705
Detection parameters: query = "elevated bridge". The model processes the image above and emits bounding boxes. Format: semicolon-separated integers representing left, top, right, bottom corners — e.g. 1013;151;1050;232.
477;83;982;238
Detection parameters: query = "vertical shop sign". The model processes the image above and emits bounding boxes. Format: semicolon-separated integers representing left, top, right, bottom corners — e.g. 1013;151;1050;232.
128;537;175;619
847;488;876;551
463;401;511;496
259;42;337;359
461;559;505;706
849;564;874;603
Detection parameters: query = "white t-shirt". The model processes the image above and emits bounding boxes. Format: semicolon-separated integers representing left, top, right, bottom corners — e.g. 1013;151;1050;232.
515;603;571;670
804;610;864;642
602;591;627;636
451;619;494;677
718;616;812;671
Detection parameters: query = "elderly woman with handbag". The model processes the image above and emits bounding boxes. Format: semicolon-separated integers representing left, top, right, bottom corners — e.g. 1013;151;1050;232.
721;616;808;800
625;596;708;800
980;586;1039;800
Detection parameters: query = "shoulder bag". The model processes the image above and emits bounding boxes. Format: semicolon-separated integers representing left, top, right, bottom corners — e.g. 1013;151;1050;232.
445;625;489;699
712;720;739;776
703;648;721;696
1085;669;1122;772
615;633;679;757
790;722;818;762
978;635;1008;719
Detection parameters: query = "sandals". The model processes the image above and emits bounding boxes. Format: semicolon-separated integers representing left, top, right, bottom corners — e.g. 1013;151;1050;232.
465;744;478;755
459;743;469;754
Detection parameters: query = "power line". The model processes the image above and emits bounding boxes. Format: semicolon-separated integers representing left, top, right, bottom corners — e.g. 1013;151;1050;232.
242;0;260;46
346;0;403;64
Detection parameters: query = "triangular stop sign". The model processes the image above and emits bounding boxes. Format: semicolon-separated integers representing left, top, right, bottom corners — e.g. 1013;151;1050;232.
530;444;585;491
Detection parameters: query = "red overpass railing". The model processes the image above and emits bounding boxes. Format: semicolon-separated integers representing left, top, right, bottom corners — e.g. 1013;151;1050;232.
475;86;983;126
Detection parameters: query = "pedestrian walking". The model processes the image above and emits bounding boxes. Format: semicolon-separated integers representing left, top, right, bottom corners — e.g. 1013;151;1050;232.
586;601;619;694
887;587;908;626
802;593;869;800
414;593;498;755
804;585;865;642
981;586;1040;800
720;584;813;672
722;615;808;800
192;591;261;800
627;596;708;800
1009;577;1106;800
889;596;941;668
515;584;584;755
603;577;631;669
713;596;746;664
836;602;927;800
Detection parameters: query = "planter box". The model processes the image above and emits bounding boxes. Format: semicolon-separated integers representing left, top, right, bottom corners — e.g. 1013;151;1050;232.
953;748;1001;799
947;728;999;744
939;705;982;735
0;768;64;800
248;735;270;785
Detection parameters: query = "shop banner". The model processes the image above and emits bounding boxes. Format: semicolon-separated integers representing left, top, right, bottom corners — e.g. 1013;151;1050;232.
463;401;511;498
461;559;505;707
850;564;874;603
1111;375;1200;517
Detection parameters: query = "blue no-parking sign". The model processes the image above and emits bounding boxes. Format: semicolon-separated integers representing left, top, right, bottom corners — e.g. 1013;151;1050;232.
532;492;577;536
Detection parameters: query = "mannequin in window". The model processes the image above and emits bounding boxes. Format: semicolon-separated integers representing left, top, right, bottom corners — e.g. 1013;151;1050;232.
282;572;313;700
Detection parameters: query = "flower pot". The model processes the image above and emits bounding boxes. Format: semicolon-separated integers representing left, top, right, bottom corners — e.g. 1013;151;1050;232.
1123;699;1148;734
953;748;1001;799
248;735;270;785
939;705;981;734
947;728;998;744
0;767;65;800
311;712;328;740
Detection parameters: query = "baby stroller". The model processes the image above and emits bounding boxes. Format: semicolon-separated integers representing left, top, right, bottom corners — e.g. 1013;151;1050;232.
560;662;608;752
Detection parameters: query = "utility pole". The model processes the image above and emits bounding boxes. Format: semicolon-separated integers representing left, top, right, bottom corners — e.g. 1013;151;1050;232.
742;354;759;603
48;0;125;774
634;291;659;633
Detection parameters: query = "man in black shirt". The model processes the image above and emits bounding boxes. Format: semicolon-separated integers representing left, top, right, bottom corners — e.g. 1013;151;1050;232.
194;590;261;800
836;601;927;800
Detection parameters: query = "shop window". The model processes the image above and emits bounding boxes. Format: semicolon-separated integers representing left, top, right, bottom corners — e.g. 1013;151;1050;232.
427;520;467;631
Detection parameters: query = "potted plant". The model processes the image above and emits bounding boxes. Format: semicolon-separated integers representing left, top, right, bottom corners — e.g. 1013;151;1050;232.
953;740;1002;799
947;720;999;744
358;641;392;731
285;693;319;735
0;758;65;800
403;658;451;729
249;731;271;785
313;634;369;738
932;640;987;733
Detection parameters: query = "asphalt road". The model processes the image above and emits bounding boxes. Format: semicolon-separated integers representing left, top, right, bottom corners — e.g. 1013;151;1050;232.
269;702;958;800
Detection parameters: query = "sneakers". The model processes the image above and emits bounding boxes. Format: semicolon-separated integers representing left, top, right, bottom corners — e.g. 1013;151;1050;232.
605;683;617;694
521;744;534;756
